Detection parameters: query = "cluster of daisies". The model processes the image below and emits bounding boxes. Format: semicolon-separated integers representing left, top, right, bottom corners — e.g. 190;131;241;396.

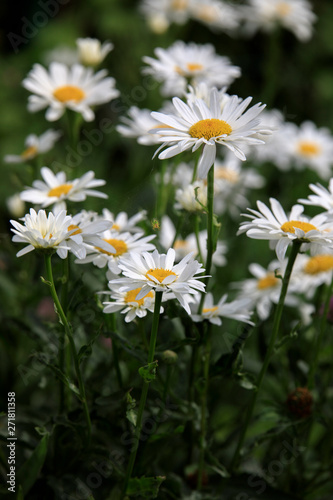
139;0;316;42
236;185;333;321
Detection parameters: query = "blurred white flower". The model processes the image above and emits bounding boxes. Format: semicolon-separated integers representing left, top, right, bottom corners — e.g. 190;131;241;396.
4;130;61;163
76;38;113;66
190;292;254;325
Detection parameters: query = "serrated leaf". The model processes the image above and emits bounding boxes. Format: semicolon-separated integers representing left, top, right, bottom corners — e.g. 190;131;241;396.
126;476;166;498
17;434;49;495
138;360;158;382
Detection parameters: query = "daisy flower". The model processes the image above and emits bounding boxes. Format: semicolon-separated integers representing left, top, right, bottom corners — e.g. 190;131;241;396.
10;208;74;258
62;211;114;260
110;248;206;314
282;121;333;179
190;0;240;33
213;153;265;217
4;129;62;163
139;0;192;33
233;261;298;320
242;0;316;42
76;38;113;66
190;292;253;325
160;215;227;266
101;283;164;323
6;194;25;218
142;41;241;97
116;106;163;145
174;180;207;212
100;208;148;233
291;252;333;299
75;230;156;274
22;62;119;122
238;198;333;261
20;167;107;213
151;87;268;178
299;180;333;213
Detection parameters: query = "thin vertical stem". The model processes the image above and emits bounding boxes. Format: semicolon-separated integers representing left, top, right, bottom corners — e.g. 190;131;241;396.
198;322;212;490
230;240;301;471
106;313;123;389
194;214;203;264
44;254;91;446
59;257;71;413
122;291;163;498
308;274;333;389
199;165;215;313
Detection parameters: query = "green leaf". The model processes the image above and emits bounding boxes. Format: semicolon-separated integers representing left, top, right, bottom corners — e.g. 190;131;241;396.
17;433;49;496
138;360;158;382
78;328;101;364
126;476;166;498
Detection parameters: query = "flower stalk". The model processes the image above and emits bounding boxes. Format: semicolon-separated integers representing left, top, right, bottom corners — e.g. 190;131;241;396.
44;254;92;446
122;290;163;497
230;240;301;471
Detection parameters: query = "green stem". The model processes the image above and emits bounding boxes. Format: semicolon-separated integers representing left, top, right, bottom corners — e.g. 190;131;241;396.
171;213;186;248
308;273;333;389
230;240;301;471
106;313;123;389
122;291;163;497
199;165;215;313
44;254;91;446
198;322;211;490
59;257;71;413
194;214;203;264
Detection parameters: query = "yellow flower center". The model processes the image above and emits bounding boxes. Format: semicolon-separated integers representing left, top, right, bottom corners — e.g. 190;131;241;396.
276;2;292;17
171;0;188;11
96;238;128;257
21;145;38;160
215;167;239;183
202;306;218;314
281;220;317;234
67;224;82;236
111;223;120;231
124;288;154;306
186;62;204;72
189;119;232;141
194;6;216;22
53;85;86;103
257;273;279;290
145;268;177;283
297;141;321;157
174;239;188;250
304;255;333;274
48;183;73;198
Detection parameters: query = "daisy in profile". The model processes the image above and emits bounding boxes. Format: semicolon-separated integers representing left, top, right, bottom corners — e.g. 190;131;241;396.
299;179;333;213
151;87;268;178
4;129;62;163
142;41;241;97
111;248;206;314
238;198;333;261
190;292;253;325
76;37;113;66
10;208;73;258
101;283;164;323
20;167;107;213
22;62;119;121
242;0;316;42
116;106;163;145
159;215;227;266
62;211;114;260
233;261;298;320
101;208;147;232
75;230;156;274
